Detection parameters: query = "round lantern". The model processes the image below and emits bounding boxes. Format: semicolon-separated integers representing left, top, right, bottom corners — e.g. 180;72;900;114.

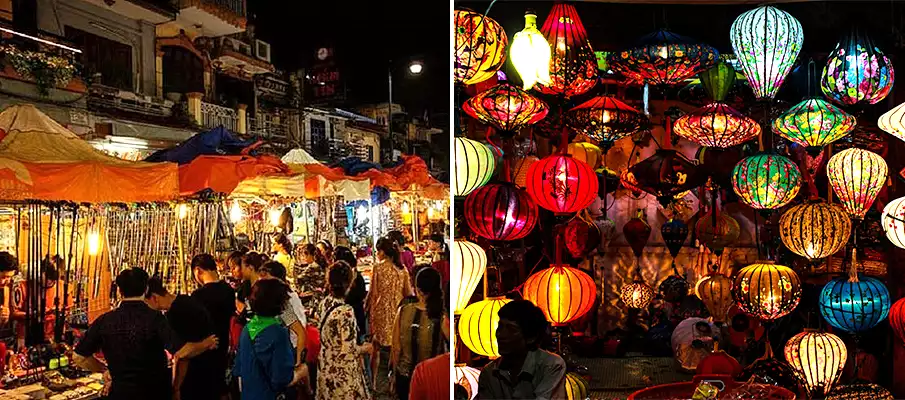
821;28;895;106
567;96;646;150
784;330;847;397
607;29;719;86
888;297;905;345
523;264;596;326
564;373;589;400
458;297;512;357
730;6;803;99
659;274;689;303
779;200;852;260
562;218;601;258
536;3;598;97
525;154;598;214
621;280;655;309
464;183;538;241
819;251;890;333
696;272;734;323
623;212;652;259
673;102;760;148
512;155;538;189
455;364;480;400
732;262;801;321
630;149;707;207
699;61;737;102
772;98;856;153
827;148;888;219
564;142;602;170
695;212;740;256
826;384;894;400
878;101;905;144
451;239;487;313
462;83;549;136
510;11;552;91
731;154;802;210
454;10;508;86
454;137;496;197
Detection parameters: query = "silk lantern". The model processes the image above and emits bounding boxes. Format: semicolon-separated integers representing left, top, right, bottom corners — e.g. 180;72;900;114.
454;137;496;197
510;10;551;90
537;3;597;97
881;196;905;249
607;29;719;86
660;218;690;301
512;155;538;189
889;297;905;345
772;98;856;154
821;28;895;106
697;146;745;189
452;239;487;313
464;183;538;241
629;149;706;207
621;280;655;309
731;153;802;210
565;142;602;170
523;265;596;326
458;297;511;357
564;373;589;400
733;261;801;321
526;155;598;214
623;211;652;260
699;61;737;102
784;330;847;397
779;200;851;260
462;83;549;136
730;6;803;99
673;103;760;148
827;148;887;219
567;96;646;150
696;271;734;323
695;211;740;256
819;250;890;333
454;364;480;400
454;10;508;85
878;101;905;144
562;218;601;258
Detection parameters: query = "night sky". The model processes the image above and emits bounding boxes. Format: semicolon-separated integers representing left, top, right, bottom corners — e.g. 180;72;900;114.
249;0;450;122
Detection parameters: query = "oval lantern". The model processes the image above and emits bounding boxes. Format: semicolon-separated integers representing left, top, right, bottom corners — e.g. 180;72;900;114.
623;211;652;259
621;280;655;309
772;98;857;154
784;330;847;397
659;274;689;303
565;142;602;169
454;10;508;86
889;297;905;346
826;384;895;400
564;373;589;400
454;364;481;400
462;83;550;136
730;6;803;100
512;155;538;189
882;196;905;249
458;297;512;357
523;265;596;326
779;200;852;260
732;261;801;321
821;28;895;106
464;183;538;241
536;3;598;98
567;96;646;150
451;239;487;313
607;29;718;86
819;251;890;333
731;153;802;210
454;137;496;197
526;154;598;214
827;148;888;219
673;102;761;148
662;218;689;260
696;271;734;323
562;218;601;258
695;211;740;256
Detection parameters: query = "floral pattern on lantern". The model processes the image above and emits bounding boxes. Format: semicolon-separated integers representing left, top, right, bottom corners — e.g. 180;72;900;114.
621;280;655;309
536;3;597;97
881;196;905;249
878;101;905;144
673;102;760;148
523;264;596;326
454;10;508;86
731;154;802;210
452;240;487;313
607;30;719;86
772;98;856;153
567;96;647;150
733;262;801;321
454;137;496;197
889;297;905;346
819;251;890;333
462;83;549;135
821;29;895;106
458;297;512;357
827;148;888;219
695;212;740;256
526;155;598;214
464;183;538;241
454;364;480;400
779;200;852;260
696;272;734;323
730;6;803;99
784;330;847;397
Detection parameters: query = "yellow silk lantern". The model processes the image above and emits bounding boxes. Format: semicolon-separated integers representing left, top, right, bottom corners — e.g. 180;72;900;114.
564;372;589;400
779;200;851;260
455;137;496;197
620;280;655;309
784;330;847;397
458;297;511;357
454;10;508;85
696;272;733;323
827;148;887;219
732;261;801;321
523;265;596;326
452;239;487;313
566;142;603;169
510;11;551;90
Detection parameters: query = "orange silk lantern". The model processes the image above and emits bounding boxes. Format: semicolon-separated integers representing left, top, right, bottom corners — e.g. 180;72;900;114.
696;270;734;323
523;264;596;326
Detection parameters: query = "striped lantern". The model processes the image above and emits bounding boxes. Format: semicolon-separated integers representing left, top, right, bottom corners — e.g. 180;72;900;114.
452;240;487;314
827;148;888;219
819;251;890;333
526;154;598;214
731;154;802;210
673;102;761;148
458;297;512;357
730;6;803;100
878;101;905;144
821;28;895;106
881;196;905;249
889;297;905;346
454;364;481;400
536;3;598;98
464;183;538;241
779;200;851;260
695;211;740;256
696;272;734;323
523;265;596;326
567;96;646;150
454;10;508;85
732;262;802;321
566;142;602;170
699;61;737;102
784;330;847;397
512;155;539;188
454;137;496;197
565;373;590;400
462;83;549;136
772;98;856;153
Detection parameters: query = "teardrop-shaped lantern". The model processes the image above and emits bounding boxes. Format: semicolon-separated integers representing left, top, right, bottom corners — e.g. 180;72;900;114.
779;200;852;260
629;149;707;207
881;196;905;249
567;96;646;151
454;137;496;197
730;6;803;100
661;218;689;260
510;11;552;90
772;98;857;154
462;83;549;136
696;271;734;323
784;330;847;397
464;183;538;241
454;10;508;86
562;217;601;259
525;154;598;214
523;264;596;326
673;102;760;148
699;61;737;102
819;251;890;333
821;28;895;106
607;29;719;86
695;212;740;256
623;211;652;259
458;297;512;357
536;3;597;97
827;148;888;219
451;239;487;313
733;261;801;321
731;153;802;210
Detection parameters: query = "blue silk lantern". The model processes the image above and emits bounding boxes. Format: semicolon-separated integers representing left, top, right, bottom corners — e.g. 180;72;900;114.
819;251;890;333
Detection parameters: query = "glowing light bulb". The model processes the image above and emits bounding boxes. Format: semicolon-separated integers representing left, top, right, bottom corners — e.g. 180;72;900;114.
601;110;612;123
402;201;411;215
427;207;435;220
230;202;243;223
510;11;552;90
657;45;668;59
269;208;281;226
177;203;188;220
87;229;100;256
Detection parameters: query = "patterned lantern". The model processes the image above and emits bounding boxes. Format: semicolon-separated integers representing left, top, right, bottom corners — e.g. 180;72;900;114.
659;274;689;303
731;154;802;210
730;6;803;99
779;200;852;260
607;30;719;86
819;251;890;333
464;183;538;241
696;271;734;323
454;10;508;86
564;142;602;170
821;28;895;106
536;3;597;97
732;261;801;321
739;349;802;392
512;155;538;189
695;211;740;256
510;11;551;90
784;330;847;397
772;98;856;153
699;61;738;102
458;297;512;357
462;83;549;136
564;373;589;400
623;211;652;259
562;218;601;258
662;218;689;260
454;137;496;197
451;239;487;313
567;96;647;151
620;168;644;197
621;280;655;309
827;148;888;219
629;149;707;207
826;384;895;400
673;102;760;148
454;364;480;400
523;264;596;326
878;101;905;144
525;155;598;214
889;297;905;345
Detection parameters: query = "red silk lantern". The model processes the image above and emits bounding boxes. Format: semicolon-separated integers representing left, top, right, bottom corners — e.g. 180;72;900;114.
696;349;742;376
561;217;601;258
567;96;647;150
523;264;597;326
526;154;598;214
462;83;549;136
464;183;538;241
673;102;761;148
536;3;597;98
623;210;652;259
890;297;905;346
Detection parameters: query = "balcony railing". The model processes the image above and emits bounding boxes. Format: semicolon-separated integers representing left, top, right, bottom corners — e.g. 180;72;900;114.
248;115;289;141
200;101;237;131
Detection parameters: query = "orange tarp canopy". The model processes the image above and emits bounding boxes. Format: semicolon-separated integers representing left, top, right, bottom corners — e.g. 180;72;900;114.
179;154;289;195
0;105;179;203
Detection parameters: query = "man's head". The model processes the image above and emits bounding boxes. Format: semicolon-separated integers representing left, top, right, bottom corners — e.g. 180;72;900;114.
0;252;18;287
496;300;549;357
145;277;175;311
428;234;444;251
115;267;149;298
249;278;289;317
191;253;217;285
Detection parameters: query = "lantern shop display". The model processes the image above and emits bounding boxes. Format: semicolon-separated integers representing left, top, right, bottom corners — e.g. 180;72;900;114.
731;154;802;210
536;3;598;97
695;211;740;256
826;148;887;219
566;96;647;150
629;149;706;207
510;10;551;91
455;364;480;400
454;10;508;86
451;239;487;313
458;297;512;357
620;168;644;197
661;218;689;261
732;262;801;321
878;101;905;144
462;83;549;137
564;373;589;400
523;264;596;326
561;217;601;258
696;271;734;323
779;200;851;260
525;154;598;214
621;280;655;309
784;330;847;397
890;297;905;345
821;29;895;106
772;98;856;153
819;251;890;333
729;6;803;99
659;273;689;303
464;183;538;241
699;61;738;102
826;384;895;400
673;102;760;148
454;137;496;197
512;155;538;189
563;142;602;170
607;29;718;86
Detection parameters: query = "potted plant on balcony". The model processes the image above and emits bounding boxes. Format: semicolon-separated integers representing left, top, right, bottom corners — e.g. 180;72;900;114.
0;44;77;96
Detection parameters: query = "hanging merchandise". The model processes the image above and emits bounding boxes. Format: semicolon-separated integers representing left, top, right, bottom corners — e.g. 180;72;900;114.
522;264;596;326
623;210;652;260
673;102;760;148
462;83;550;137
454;10;508;86
525;154;598;214
695;209;740;257
561;216;601;259
564;373;590;400
881;196;905;249
659;218;690;301
696;268;733;324
510;10;552;90
567;96;647;151
536;3;598;97
731;153;802;210
620;280;655;310
821;28;894;106
878;102;905;143
699;61;737;102
738;345;803;393
464;183;538;241
889;297;905;346
779;200;851;260
826;148;888;219
784;330;847;398
732;261;801;321
451;239;487;313
629;149;706;207
772;98;857;154
607;30;719;86
563;142;602;170
729;6;803;100
458;297;512;357
621;210;654;309
454;137;497;197
819;250;890;333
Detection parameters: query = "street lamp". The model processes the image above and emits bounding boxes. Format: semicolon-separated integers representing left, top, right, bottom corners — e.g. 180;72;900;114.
408;61;424;75
387;59;424;161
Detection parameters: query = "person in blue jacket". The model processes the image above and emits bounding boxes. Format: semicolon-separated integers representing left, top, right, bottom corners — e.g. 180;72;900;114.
233;278;307;399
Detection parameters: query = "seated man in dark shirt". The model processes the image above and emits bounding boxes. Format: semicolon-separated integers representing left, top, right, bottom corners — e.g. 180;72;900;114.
189;254;237;398
72;268;218;400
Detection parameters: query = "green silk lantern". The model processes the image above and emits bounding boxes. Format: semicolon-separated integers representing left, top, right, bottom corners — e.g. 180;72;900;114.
731;154;802;210
772;98;856;154
700;62;737;102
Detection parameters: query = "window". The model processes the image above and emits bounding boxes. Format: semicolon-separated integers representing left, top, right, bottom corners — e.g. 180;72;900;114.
65;26;133;91
310;119;328;156
367;145;374;162
161;46;204;95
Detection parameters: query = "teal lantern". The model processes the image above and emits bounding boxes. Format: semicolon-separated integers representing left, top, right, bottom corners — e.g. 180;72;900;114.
731;154;801;210
819;250;891;333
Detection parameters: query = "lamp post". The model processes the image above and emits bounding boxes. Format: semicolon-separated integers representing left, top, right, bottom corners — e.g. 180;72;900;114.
387;60;424;162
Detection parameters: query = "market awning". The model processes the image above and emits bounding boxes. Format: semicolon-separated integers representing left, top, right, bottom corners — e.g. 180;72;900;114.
280;148;371;200
179;154;288;196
